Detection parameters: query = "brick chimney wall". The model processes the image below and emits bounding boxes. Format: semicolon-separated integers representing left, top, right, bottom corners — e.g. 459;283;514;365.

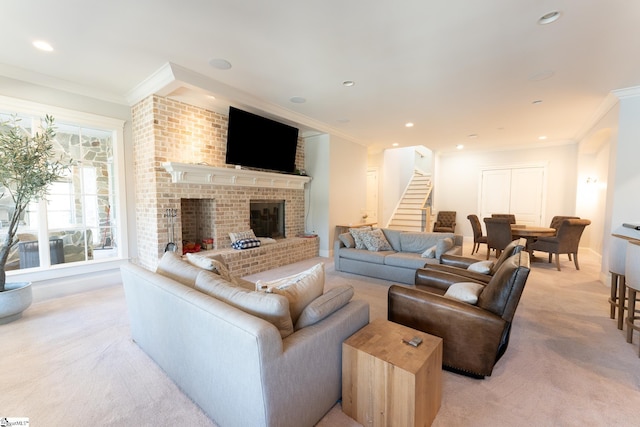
131;95;306;270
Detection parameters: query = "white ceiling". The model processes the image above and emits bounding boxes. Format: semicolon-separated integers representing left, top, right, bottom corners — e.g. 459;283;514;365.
1;1;639;153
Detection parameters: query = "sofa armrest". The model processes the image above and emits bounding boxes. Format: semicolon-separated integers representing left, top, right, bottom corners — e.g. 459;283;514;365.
388;285;506;376
422;264;491;284
414;268;485;294
440;254;479;268
262;298;369;427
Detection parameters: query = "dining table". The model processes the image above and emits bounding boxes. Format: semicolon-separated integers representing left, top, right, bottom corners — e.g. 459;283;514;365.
510;224;556;255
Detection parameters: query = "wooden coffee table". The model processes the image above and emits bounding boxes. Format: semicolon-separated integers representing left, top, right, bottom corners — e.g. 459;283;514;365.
342;319;443;427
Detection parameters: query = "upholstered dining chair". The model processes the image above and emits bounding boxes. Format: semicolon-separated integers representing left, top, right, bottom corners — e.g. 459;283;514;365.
433;211;456;233
549;215;581;260
467;214;487;255
529;218;591;271
491;213;516;224
484;217;513;260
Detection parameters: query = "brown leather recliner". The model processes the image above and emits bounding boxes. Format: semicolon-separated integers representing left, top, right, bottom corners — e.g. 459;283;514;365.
388;251;531;378
418;238;526;284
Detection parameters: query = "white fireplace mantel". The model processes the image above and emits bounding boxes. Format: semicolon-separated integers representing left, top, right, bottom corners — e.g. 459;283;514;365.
162;162;311;190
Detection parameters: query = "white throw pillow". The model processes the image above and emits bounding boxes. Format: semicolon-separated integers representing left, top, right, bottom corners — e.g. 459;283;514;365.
255;263;325;323
421;245;437;258
467;260;494;275
444;282;485;305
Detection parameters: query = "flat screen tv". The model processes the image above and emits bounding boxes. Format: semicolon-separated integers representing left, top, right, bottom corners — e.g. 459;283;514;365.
225;107;299;173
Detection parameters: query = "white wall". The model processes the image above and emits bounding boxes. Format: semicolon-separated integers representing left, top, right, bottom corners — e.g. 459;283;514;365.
305;134;367;257
435;143;579;239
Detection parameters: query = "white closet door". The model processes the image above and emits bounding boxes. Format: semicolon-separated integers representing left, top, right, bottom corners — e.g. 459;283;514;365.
510;167;545;225
479;166;546;226
479;169;512;222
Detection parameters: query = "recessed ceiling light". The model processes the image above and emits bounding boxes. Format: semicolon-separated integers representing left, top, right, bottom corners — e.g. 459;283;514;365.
538;11;561;25
33;40;53;52
539;136;548;140
405;122;414;128
207;95;216;100
532;100;543;105
289;96;306;104
392;143;399;147
342;80;355;87
208;58;232;70
456;144;464;150
528;70;555;81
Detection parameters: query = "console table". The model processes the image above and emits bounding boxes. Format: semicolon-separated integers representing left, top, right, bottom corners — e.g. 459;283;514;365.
342;319;442;427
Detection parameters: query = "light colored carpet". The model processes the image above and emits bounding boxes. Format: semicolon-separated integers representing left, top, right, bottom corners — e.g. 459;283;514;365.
1;247;639;426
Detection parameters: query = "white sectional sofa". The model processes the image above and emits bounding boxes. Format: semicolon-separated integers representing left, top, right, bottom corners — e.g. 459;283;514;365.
334;228;463;284
121;253;369;427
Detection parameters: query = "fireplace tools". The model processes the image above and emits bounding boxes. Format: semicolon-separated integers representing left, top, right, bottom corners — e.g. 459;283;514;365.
164;208;177;252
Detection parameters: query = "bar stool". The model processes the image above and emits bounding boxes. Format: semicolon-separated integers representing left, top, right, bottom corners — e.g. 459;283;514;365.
624;240;640;356
609;236;627;330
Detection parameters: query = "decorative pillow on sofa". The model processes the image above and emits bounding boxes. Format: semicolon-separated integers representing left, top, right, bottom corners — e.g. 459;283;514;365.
229;230;257;243
255;263;325;323
421;245;437;258
231;238;261;250
467;260;494;274
185;252;238;284
436;237;454;259
295;285;354;330
361;228;393;252
338;232;356;248
155;251;202;288
349;226;372;249
195;270;294;338
444;282;485;304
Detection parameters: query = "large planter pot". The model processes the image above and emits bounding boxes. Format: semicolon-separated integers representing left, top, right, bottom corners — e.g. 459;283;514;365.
0;282;33;324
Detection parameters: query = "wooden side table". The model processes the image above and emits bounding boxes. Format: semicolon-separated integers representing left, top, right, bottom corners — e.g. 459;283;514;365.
342;319;443;427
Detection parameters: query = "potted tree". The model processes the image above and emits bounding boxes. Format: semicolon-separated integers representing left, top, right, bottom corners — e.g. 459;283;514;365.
0;114;69;323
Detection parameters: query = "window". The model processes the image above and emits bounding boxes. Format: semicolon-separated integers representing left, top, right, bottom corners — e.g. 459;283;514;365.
0;96;127;275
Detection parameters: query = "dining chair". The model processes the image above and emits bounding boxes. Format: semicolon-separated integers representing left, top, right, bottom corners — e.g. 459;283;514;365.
491;213;516;224
467;214;487;255
483;217;513;260
529;218;591;271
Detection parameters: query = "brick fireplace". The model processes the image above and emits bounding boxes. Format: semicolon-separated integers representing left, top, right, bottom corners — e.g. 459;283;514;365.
131;95;309;270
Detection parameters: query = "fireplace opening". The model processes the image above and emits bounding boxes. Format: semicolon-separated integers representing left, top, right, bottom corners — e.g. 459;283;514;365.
250;200;285;239
180;198;215;252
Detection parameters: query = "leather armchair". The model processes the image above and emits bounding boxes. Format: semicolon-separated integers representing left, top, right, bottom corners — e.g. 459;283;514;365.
433;210;456;233
530;218;591;271
388;251;531;378
421;238;526;284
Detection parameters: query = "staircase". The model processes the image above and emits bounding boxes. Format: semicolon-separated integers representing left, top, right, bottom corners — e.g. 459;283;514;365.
386;169;433;232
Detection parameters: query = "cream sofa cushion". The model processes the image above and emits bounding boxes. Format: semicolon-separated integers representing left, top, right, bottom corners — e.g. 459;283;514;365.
295;285;354;330
255;263;325;323
155;251;202;288
195;270;294;338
